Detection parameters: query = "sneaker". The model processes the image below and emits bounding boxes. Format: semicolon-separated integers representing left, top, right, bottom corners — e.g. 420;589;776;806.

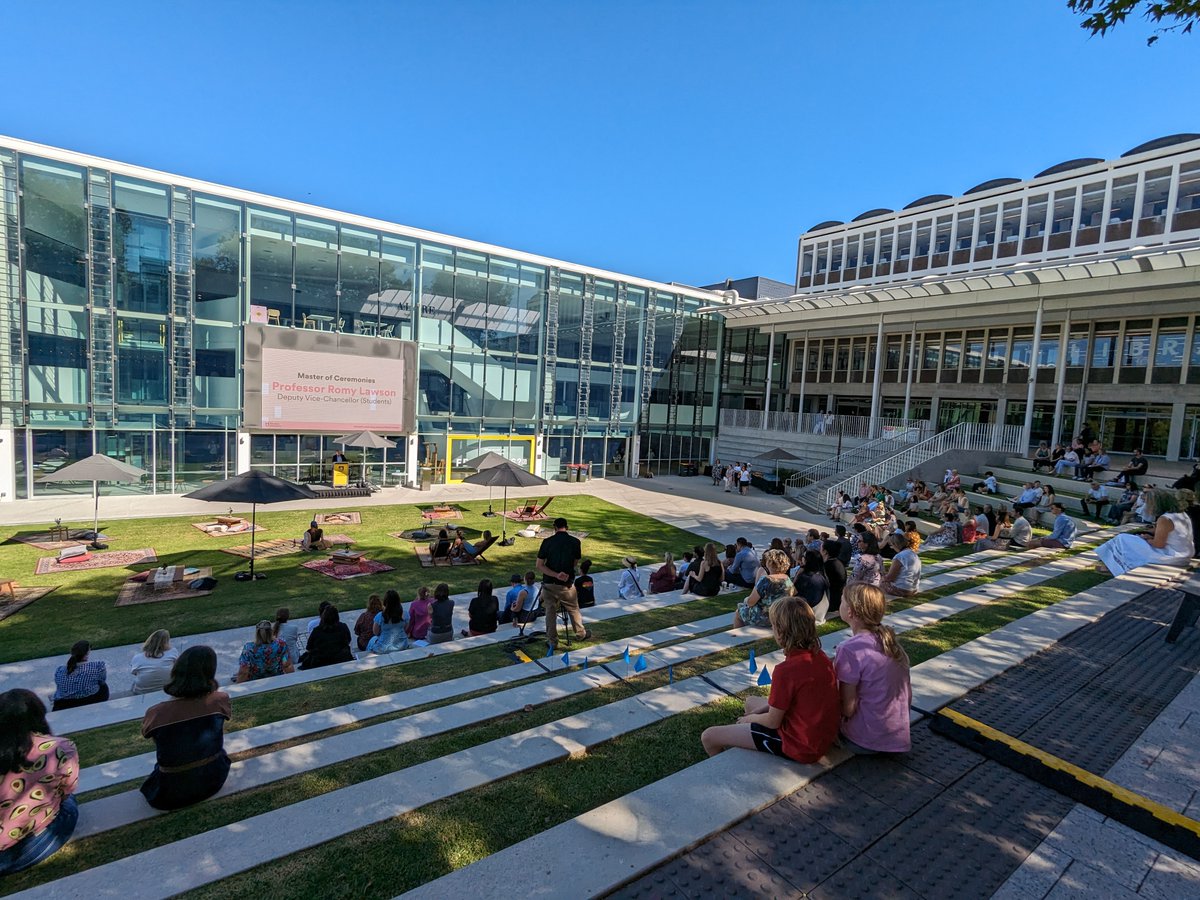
578;628;593;641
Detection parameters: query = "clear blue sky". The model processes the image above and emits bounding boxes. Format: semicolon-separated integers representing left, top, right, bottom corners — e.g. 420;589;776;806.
3;0;1197;286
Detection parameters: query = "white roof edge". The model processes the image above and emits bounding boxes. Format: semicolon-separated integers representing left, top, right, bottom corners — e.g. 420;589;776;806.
0;134;725;305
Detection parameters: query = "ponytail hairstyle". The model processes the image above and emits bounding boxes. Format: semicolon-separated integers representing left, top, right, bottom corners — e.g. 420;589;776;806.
842;583;908;667
273;607;291;638
66;640;90;675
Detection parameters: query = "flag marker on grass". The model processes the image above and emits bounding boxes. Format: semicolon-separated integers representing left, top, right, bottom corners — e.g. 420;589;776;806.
748;649;758;673
757;666;772;686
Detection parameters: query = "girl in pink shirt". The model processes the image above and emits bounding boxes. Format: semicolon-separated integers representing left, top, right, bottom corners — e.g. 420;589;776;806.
835;583;912;753
406;586;433;644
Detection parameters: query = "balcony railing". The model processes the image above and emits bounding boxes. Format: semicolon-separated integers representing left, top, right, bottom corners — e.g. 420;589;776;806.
719;408;932;441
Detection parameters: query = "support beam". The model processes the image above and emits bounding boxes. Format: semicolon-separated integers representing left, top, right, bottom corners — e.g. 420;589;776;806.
1021;297;1044;451
869;315;885;438
1051;311;1070;446
903;324;917;421
797;331;808;426
761;326;775;428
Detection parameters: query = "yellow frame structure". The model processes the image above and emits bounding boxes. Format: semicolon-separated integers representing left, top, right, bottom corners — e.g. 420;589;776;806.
444;434;537;484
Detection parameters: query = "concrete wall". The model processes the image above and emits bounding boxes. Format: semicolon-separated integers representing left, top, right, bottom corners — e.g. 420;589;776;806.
714;426;870;472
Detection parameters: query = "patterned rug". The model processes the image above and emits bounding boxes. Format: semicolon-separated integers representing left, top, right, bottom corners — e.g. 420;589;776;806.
221;534;354;560
501;510;548;522
314;512;362;526
9;529;109;551
413;545;485;568
419;506;463;521
35;548;157;576
0;586;59;622
301;557;394;580
392;526;484;543
192;520;266;536
115;568;214;607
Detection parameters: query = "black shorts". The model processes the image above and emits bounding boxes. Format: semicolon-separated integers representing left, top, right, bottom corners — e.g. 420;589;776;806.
750;723;786;757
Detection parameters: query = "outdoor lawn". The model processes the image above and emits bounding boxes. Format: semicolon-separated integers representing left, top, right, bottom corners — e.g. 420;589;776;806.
0;496;713;664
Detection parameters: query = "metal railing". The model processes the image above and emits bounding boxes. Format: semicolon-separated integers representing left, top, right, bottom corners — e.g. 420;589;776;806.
820;421;1025;508
719;408;931;440
785;431;920;492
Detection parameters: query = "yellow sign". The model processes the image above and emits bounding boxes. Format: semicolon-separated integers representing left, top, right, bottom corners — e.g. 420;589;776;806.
332;462;350;487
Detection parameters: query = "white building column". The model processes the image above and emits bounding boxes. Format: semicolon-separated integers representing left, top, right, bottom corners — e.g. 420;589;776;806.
762;326;776;428
1168;403;1186;462
0;426;14;502
797;331;808;424
406;434;421;486
1021;297;1045;451
868;315;885;437
903;324;917;420
1051;312;1070;446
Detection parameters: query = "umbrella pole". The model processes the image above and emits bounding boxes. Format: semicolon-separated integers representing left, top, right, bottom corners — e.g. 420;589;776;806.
92;480;101;550
501;485;509;544
249;503;260;579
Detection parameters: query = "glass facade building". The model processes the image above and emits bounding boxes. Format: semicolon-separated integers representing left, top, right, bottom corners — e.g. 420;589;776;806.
0;137;724;501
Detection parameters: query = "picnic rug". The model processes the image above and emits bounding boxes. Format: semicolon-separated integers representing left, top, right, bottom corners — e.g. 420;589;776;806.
35;548;157;576
419;506;463;521
191;520;266;536
500;509;548;522
221;534;354;560
413;545;484;568
115;568;215;607
392;526;484;542
314;512;362;525
8;529;109;551
301;557;394;580
530;528;589;540
0;586;59;622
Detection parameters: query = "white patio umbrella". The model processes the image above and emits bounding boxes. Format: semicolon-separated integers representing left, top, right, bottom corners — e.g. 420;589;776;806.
37;454;148;549
334;430;397;486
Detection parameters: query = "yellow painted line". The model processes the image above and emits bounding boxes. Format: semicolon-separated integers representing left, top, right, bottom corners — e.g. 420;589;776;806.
939;708;1200;837
513;650;533;664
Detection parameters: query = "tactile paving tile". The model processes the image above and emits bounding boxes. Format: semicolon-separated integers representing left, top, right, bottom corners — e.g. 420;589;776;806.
656;832;809;898
729;798;859;892
780;770;906;850
808;853;923;900
861;760;1073;899
896;719;984;786
829;754;943;816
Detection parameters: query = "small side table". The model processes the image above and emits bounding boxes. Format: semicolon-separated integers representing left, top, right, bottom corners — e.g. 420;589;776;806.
48;524;69;542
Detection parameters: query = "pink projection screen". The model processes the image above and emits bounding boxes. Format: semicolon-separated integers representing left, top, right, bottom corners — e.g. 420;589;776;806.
259;347;408;432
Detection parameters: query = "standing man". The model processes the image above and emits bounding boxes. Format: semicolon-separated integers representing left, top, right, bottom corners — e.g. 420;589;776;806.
536;517;590;649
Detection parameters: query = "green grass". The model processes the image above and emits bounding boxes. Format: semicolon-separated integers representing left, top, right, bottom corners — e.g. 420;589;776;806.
0;495;713;663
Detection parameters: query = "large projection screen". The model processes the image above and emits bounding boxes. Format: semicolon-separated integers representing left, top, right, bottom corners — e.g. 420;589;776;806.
243;325;417;433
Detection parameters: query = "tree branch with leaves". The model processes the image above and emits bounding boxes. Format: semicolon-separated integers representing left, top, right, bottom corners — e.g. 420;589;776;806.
1067;0;1199;43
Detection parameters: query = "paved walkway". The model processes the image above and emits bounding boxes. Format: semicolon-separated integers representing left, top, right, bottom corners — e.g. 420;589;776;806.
613;580;1200;899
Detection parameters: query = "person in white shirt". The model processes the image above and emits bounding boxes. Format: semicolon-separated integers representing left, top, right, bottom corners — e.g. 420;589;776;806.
1008;510;1033;549
1080;482;1110;519
1055;449;1080;476
617;556;645;601
973;472;999;494
129;629;180;695
1096;489;1194;575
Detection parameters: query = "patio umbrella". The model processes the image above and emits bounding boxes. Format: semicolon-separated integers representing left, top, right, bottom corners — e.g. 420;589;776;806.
185;470;318;580
37;454;148;550
462;461;548;544
334;431;397;486
754;447;801;483
464;451;511;516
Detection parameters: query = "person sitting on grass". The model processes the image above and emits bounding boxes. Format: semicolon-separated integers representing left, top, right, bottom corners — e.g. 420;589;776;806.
684;543;724;597
300;521;328;552
299;605;353;670
924;511;962;549
51;641;108;711
130;629;180;696
648;552;677;594
236;621;294;682
427;583;455;645
734;549;794;628
700;597;840;762
835;583;912;753
140;646;231;811
1025;502;1077;550
406;586;433;645
881;535;921;599
1094;488;1195;576
464;579;499;637
367;590;409;653
354;595;384;653
0;689;79;875
429;529;452;560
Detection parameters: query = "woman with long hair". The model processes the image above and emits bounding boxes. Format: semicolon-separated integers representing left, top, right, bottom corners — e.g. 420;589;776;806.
130;629;180;695
848;532;883;588
140;646;231;810
368;590;409;653
51;640;108;711
407;586;433;644
466;579;499;636
301;605;354;669
354;595;385;652
236;620;294;683
1096;488;1195;575
835;584;912;753
0;689;79;874
683;542;723;597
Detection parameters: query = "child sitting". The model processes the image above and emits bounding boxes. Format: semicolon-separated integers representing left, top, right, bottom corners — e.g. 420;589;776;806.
700;597;840;762
835;583;912;753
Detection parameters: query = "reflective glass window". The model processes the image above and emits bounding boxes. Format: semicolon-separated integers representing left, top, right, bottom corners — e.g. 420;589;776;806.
933;215;952;255
860;232;876;267
379;236;415;341
294;217;338;329
800;248;814;277
1022;195;1047;254
1077;181;1105;246
1137;167;1172;237
116;316;168;403
829;240;843;274
591;279;618;364
194;323;239;408
26;306;87;404
955;210;975;250
20;158;88;306
844;235;859;271
339;226;381;335
815;243;829;274
1122;330;1152;367
248;208;294;324
1175;161;1200;231
877;230;894;265
964;332;984;369
1049;188;1076;250
1092;332;1117;368
1155;329;1186;367
975;205;998;260
999;201;1022;251
1107;175;1137;240
911;220;931;270
1010;329;1033;369
896;223;913;260
114;177;171;315
987;333;1008;368
194;196;241;322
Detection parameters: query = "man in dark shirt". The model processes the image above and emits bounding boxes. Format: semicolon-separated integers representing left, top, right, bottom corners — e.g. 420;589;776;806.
574;558;596;608
821;539;847;612
536;517;590;648
834;525;853;566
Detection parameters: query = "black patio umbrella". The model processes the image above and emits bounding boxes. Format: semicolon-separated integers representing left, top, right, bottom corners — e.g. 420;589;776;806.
185;470;318;580
37;454;148;549
334;431;397;486
464;451;511;516
462;461;548;543
753;447;801;483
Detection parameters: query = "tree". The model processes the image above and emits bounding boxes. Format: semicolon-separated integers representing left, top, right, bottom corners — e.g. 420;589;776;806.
1067;0;1199;44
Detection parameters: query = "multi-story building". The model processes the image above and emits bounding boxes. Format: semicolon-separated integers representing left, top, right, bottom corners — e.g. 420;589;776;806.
0;136;726;501
716;133;1200;460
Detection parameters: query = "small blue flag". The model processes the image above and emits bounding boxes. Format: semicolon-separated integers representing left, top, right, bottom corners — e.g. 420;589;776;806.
668;665;674;685
561;651;570;667
634;654;648;673
545;644;554;658
582;657;588;670
748;649;758;673
757;666;772;686
623;646;631;664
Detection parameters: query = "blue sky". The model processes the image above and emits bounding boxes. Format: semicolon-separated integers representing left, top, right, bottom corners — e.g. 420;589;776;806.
3;0;1197;286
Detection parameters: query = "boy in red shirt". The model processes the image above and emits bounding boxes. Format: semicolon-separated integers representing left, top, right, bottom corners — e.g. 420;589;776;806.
701;597;840;762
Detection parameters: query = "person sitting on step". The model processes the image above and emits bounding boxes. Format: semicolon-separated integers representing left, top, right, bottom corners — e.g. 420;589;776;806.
1108;449;1148;488
51;641;108;712
972;472;999;495
1094;488;1195;576
835;584;912;754
406;586;433;645
367;590;409;653
683;543;724;597
881;535;922;599
648;552;677;594
700;597;840;762
1025;503;1077;550
1006;508;1032;550
617;556;645;601
130;629;180;696
464;579;499;637
236;621;294;683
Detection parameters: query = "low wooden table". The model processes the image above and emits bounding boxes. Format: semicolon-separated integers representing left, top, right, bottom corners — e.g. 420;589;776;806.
152;566;186;591
0;580;17;600
329;549;364;563
48;524;70;542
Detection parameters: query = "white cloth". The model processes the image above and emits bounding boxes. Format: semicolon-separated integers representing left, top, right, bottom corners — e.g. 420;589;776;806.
617;568;644;601
129;648;180;695
1095;513;1194;575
